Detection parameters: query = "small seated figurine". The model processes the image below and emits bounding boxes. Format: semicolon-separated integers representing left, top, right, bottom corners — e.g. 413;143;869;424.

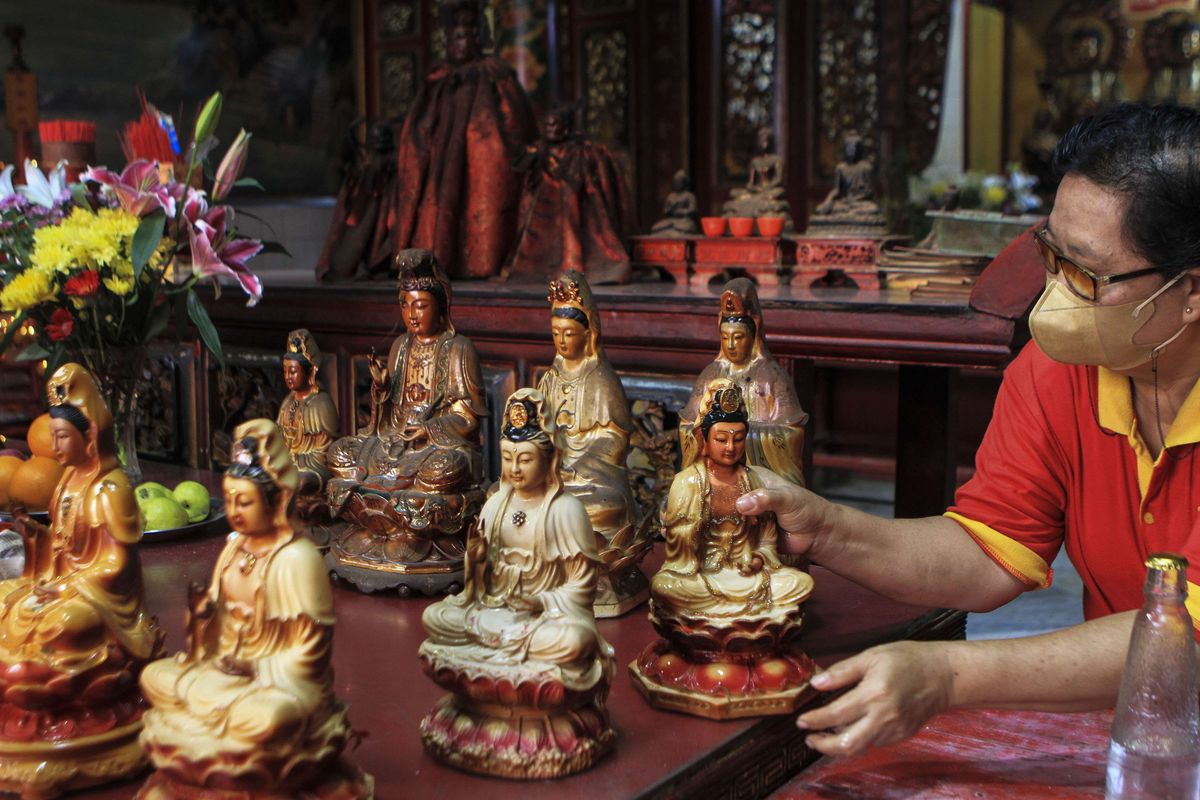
418;389;616;779
650;169;699;236
680;278;808;486
277;328;339;499
540;272;652;616
723;126;794;230
138;419;372;799
810;130;886;231
326;249;487;594
505;104;635;285
631;379;816;719
0;363;163;798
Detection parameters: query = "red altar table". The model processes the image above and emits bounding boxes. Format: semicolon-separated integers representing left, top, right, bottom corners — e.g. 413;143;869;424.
774;707;1112;799
62;464;965;799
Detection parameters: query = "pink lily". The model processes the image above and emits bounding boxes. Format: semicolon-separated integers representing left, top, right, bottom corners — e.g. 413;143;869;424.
186;205;263;306
211;129;251;202
81;159;176;217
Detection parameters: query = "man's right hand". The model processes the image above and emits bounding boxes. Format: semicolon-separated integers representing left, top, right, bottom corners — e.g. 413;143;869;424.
735;471;836;557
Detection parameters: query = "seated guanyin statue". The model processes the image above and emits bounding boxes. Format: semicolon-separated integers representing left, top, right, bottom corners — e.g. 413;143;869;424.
0;363;163;798
539;272;652;617
631;379;815;720
325;249;487;594
138;419;372;799
418;389;616;779
278;328;339;495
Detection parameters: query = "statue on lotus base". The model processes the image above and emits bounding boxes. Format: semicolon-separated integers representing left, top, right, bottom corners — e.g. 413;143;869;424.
631;379;816;719
138;419;372;799
0;363;164;798
418;389;616;779
325;250;487;595
277;328;339;528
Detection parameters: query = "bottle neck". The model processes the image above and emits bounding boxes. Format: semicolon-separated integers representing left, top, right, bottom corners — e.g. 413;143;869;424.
1144;565;1188;604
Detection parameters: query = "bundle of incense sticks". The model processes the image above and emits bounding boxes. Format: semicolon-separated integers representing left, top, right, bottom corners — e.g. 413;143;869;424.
38;120;96;144
120;110;175;163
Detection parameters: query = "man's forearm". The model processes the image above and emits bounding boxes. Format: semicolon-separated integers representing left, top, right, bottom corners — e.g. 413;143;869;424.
942;611;1135;711
803;505;1026;612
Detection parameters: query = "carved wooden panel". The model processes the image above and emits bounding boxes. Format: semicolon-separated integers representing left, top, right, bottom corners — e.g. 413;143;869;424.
904;0;952;170
719;0;780;182
380;51;419;119
135;344;197;467
815;0;880;177
379;0;420;38
582;26;632;149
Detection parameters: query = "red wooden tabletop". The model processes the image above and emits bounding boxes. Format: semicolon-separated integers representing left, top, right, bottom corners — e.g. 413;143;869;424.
771;707;1112;799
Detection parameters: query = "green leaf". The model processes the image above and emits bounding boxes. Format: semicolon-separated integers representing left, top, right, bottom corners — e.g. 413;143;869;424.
145;298;171;341
15;341;50;362
0;310;27;356
69;184;90;209
187;290;224;368
132;212;166;279
232;177;264;191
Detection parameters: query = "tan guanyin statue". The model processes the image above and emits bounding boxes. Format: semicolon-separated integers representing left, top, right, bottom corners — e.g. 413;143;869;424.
418;389;616;779
277;328;339;499
539;272;652;617
680;278;808;487
631;380;816;719
138;419;372;799
0;363;163;797
326;249;487;595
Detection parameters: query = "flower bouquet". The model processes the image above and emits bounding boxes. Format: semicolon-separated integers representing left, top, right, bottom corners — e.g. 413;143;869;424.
0;92;267;480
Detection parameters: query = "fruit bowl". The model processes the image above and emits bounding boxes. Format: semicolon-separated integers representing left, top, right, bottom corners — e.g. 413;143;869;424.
143;497;226;542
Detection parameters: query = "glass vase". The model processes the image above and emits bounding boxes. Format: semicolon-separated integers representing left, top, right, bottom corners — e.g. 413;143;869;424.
74;347;147;485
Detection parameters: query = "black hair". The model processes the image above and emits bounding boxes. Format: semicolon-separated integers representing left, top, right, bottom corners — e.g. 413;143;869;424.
283;353;314;371
1053;103;1200;279
48;404;88;436
224;436;281;508
699;405;749;437
720;314;756;339
502;399;542;442
551;307;589;328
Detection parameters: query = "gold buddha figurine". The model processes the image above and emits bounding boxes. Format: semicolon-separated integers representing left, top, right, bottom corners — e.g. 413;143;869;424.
539;272;652;617
277;328;339;497
326;249;487;594
0;363;163;798
809;130;886;233
138;419;372;799
723;127;794;230
680;278;808;486
631;380;816;719
419;389;616;779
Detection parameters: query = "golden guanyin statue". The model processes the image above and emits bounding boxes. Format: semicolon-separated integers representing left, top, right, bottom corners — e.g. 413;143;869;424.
278;328;339;515
631;379;815;719
539;272;652;617
326;249;487;595
0;363;163;797
680;278;808;487
138;419;372;799
419;389;616;779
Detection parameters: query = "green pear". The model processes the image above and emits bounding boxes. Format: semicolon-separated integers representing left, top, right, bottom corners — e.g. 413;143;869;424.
172;481;211;523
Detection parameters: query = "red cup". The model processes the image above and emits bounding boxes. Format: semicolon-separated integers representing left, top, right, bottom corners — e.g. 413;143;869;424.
728;217;754;237
700;216;726;237
757;216;784;237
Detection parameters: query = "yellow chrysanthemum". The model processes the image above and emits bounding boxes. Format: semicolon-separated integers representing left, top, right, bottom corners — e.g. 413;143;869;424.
28;207;162;276
102;275;134;297
0;268;57;312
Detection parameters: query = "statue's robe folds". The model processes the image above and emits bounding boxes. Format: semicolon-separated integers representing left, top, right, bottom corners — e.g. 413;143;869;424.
394;57;537;279
278;389;339;487
421;484;614;692
506;139;635;285
140;534;346;770
652;463;812;619
0;466;158;675
538;359;636;545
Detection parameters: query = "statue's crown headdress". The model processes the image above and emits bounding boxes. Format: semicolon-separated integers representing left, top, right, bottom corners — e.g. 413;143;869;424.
548;277;584;311
285;328;321;367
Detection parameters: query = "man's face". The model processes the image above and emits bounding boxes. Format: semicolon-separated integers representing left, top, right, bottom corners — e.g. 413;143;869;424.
448;22;481;64
401;290;442;337
720;322;753;365
704;422;747;467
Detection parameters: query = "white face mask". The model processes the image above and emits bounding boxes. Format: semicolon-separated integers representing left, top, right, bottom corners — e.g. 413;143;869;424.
1029;273;1189;371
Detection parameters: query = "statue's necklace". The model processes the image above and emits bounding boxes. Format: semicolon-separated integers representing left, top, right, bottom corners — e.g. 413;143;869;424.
237;545;264;575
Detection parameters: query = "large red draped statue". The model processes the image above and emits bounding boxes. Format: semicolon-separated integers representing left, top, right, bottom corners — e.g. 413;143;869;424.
504;105;635;285
393;0;537;279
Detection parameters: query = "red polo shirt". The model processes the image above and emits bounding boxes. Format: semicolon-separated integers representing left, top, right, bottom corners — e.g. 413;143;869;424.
947;341;1200;633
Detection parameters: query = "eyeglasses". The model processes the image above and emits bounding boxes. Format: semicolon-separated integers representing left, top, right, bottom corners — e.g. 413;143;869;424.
1032;226;1166;302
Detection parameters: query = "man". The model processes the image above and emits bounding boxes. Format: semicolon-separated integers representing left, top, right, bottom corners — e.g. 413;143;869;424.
738;103;1200;756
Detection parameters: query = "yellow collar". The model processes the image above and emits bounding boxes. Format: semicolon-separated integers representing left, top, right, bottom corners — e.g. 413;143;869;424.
1097;366;1200;448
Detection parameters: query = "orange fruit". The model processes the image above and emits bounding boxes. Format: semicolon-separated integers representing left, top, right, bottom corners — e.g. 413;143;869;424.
0;455;23;501
8;456;63;512
26;414;54;459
